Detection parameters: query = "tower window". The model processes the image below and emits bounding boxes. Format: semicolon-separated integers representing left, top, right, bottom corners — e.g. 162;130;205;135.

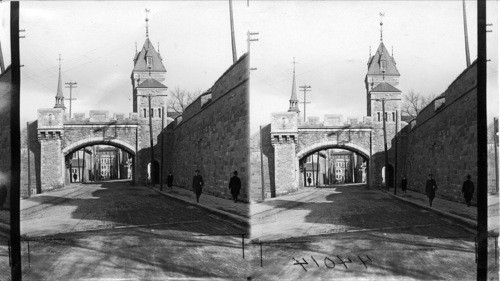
158;108;162;118
377;112;381;122
150;108;154;118
384;112;388;121
143;108;147;118
147;56;152;68
392;112;395;121
380;60;387;72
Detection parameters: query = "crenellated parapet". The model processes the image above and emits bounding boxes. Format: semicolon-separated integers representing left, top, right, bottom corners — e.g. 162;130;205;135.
63;110;142;124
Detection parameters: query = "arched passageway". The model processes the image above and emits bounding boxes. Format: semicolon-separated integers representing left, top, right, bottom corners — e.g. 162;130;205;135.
63;139;135;184
297;143;369;188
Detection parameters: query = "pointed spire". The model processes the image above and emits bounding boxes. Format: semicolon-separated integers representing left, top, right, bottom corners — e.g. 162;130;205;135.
145;8;150;38
288;57;300;113
54;54;66;110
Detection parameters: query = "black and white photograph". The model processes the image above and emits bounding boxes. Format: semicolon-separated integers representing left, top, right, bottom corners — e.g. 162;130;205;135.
0;0;499;280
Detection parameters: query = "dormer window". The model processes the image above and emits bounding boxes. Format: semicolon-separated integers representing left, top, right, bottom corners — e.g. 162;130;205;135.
380;60;387;72
147;56;152;68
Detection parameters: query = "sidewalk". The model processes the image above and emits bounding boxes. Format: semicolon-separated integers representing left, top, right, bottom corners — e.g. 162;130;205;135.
148;184;249;228
380;187;499;236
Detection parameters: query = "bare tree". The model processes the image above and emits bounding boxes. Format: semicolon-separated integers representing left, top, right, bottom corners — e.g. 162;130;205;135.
402;90;439;119
167;87;203;115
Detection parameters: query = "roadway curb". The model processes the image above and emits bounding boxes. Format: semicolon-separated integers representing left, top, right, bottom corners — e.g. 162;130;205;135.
146;186;250;229
380;189;477;229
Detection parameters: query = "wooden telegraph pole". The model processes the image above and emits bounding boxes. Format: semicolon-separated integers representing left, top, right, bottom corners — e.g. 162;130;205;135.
65;81;77;117
299;85;311;122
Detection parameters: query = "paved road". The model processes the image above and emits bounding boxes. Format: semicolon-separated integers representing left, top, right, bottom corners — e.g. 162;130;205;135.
20;180;251;280
250;184;478;280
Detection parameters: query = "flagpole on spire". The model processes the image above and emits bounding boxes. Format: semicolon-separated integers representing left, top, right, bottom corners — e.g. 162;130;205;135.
145;8;150;38
379;12;385;42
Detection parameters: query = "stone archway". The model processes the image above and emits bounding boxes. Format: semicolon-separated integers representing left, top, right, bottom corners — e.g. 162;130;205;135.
296;141;370;189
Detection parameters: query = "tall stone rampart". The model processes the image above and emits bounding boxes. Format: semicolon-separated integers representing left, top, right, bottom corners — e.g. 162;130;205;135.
166;53;249;201
397;61;478;203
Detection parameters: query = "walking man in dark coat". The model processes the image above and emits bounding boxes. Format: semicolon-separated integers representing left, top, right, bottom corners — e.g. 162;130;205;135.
192;170;204;203
229;171;242;203
401;176;408;194
425;174;437;207
167;171;174;190
462;175;475;207
307;177;312;186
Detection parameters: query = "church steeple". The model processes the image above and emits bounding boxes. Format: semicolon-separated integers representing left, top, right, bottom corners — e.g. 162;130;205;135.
54;54;66;110
288;57;300;113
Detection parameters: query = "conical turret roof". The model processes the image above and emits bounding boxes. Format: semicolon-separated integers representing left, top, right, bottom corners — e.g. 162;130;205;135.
367;42;399;76
133;38;166;72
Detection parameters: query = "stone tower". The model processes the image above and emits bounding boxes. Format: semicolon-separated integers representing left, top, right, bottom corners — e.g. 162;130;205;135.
131;13;168;119
288;58;300;114
365;17;401;123
54;55;66;110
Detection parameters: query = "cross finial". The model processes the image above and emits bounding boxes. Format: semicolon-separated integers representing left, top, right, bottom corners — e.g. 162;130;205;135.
369;46;371;57
391;46;394;57
379;12;385;42
135;42;137;53
158;42;160;53
145;8;150;38
291;57;298;73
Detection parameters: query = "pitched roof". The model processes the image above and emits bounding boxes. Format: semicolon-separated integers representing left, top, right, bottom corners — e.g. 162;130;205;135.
370;82;401;93
133;38;166;72
137;77;167;89
367;42;400;76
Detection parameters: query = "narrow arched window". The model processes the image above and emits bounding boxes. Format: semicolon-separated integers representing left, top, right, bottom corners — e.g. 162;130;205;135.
158;108;162;118
143;108;147;118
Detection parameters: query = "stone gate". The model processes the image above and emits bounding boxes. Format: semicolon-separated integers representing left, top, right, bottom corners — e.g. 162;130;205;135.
36;108;158;191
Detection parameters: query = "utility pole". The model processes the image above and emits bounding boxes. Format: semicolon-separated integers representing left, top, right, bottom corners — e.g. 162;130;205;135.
462;0;471;67
0;39;4;73
136;92;168;188
247;31;259;54
65;81;77;117
299;85;311;122
229;0;237;63
477;1;487;278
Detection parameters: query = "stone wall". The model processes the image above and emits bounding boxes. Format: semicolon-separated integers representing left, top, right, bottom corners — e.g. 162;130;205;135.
165;54;249;201
396;62;478;203
249;125;274;202
0;66;12;209
20;121;40;197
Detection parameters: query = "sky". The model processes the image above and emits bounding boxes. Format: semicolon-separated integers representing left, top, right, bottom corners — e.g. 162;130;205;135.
9;1;500;133
248;1;499;133
19;1;252;126
0;3;11;69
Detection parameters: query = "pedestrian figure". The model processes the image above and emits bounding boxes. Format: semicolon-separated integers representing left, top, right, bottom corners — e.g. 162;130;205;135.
192;170;204;203
462;175;475;207
0;184;7;211
167;171;174;190
229;171;242;203
307;177;312;186
73;173;77;182
425;174;437;207
401;176;408;194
